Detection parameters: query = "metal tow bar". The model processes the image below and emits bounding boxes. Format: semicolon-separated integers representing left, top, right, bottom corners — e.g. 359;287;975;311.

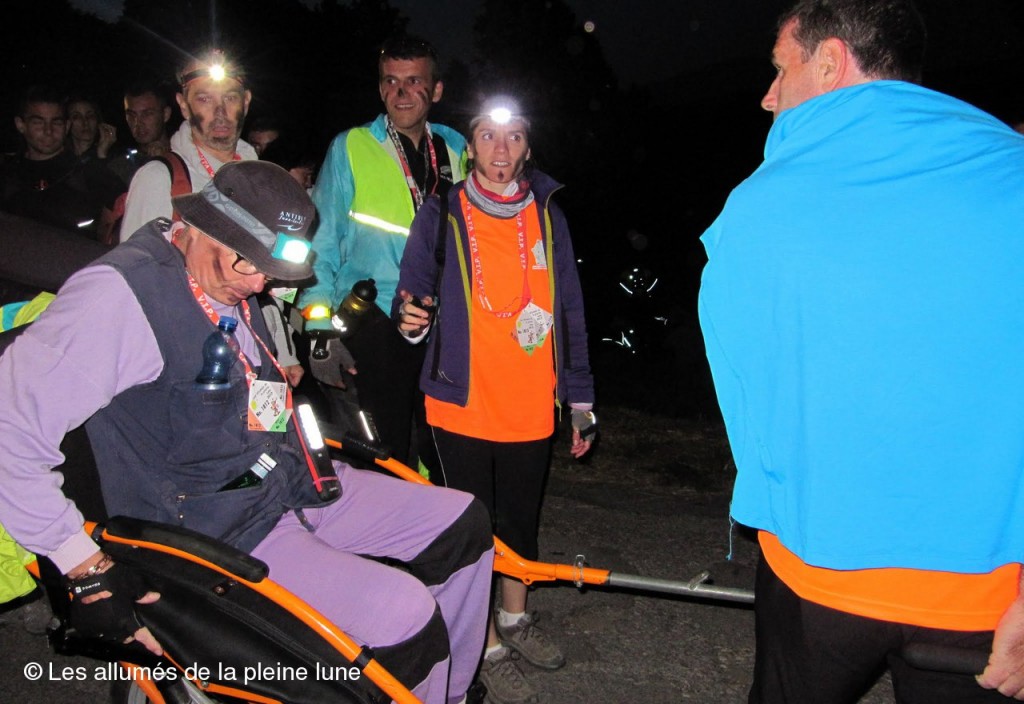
601;567;754;604
326;433;756;607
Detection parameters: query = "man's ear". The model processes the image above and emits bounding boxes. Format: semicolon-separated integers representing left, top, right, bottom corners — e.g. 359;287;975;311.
431;80;444;104
162;106;172;124
242;89;252;115
175;92;191;120
14;116;25;136
817;37;855;92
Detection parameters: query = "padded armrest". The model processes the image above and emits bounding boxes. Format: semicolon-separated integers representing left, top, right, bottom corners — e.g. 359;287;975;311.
104;516;269;583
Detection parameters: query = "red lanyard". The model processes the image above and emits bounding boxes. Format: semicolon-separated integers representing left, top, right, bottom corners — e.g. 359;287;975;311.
386;118;438;210
195;144;241;179
185;272;289;391
463;200;531;318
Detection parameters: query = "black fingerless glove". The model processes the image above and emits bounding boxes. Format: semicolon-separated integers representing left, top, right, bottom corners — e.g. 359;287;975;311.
67;561;148;642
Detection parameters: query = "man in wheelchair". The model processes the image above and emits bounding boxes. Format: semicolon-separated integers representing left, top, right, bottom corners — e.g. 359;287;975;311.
0;160;494;704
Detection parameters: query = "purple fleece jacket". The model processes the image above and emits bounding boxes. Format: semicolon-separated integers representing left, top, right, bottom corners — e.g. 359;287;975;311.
394;169;594;409
0;263;260;573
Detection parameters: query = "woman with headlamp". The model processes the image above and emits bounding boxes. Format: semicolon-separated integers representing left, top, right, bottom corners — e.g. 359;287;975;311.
395;96;596;704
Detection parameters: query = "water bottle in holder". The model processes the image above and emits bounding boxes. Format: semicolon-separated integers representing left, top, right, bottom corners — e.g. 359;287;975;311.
195;316;241;390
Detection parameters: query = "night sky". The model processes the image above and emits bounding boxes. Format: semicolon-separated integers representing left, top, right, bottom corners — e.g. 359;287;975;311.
391;0;791;86
9;0;1024;414
67;0;1024;104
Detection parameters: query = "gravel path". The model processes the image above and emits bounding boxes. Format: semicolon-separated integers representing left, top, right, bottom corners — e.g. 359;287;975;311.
516;406;896;702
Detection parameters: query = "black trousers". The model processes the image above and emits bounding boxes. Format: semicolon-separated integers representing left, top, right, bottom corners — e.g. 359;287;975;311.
750;553;1003;704
431;426;552;561
323;310;436;472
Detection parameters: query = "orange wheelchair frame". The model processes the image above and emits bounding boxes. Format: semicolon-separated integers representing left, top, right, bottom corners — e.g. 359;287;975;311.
23;433;754;704
334;436;754;606
28;516;419;704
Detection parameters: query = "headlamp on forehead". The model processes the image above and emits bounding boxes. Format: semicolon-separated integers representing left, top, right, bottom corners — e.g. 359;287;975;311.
271;233;311;265
489;107;514;124
471;95;529;131
179;50;245;88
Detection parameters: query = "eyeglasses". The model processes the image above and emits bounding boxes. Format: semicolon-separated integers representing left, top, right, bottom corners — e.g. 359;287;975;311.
231;253;262;276
230;253;281;286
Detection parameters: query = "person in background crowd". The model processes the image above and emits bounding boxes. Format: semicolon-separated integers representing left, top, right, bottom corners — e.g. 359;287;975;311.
0;85;122;239
245;115;282;157
66;95;117;164
119;49;257;240
698;1;1024;701
118;50;303;387
260;135;317;192
107;79;174;187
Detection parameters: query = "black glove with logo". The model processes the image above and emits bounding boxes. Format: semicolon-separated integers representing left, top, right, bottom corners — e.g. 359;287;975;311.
66;560;148;642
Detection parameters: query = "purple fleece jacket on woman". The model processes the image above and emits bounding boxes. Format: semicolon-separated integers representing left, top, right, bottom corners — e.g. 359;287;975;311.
394;169;594;409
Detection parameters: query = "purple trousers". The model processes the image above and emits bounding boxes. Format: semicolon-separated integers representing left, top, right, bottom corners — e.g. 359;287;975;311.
252;465;493;704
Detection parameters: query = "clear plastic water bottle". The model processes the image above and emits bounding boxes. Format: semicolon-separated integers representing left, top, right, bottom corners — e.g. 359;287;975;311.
195;316;240;390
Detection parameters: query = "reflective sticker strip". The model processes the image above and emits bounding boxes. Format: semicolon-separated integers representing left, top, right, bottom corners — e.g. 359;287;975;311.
348;210;410;236
201;179;277;248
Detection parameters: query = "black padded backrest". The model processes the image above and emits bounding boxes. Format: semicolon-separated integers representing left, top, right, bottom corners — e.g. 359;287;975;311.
0;212;111;292
0;211;111;345
0;212;115;517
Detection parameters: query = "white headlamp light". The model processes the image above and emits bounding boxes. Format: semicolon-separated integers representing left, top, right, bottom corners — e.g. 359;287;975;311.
471;95;530;132
489;107;513;124
179;50;246;88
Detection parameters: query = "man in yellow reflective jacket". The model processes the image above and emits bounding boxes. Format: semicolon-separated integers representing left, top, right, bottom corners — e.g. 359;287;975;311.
299;35;466;469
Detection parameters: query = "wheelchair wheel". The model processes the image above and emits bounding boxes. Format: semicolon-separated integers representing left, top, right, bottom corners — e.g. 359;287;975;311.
111;676;224;704
111;680;153;704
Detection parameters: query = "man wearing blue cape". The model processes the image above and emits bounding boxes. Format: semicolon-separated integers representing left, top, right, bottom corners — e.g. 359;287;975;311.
699;0;1024;701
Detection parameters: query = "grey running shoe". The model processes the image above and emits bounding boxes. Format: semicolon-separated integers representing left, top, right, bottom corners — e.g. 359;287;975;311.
495;612;566;670
478;648;539;704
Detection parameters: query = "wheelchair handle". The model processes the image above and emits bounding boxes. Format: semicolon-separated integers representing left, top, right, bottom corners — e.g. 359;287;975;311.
901;643;989;675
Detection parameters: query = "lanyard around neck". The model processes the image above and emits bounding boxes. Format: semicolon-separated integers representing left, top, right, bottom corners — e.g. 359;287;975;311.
195;144;241;178
386;117;438;210
462;199;531;319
